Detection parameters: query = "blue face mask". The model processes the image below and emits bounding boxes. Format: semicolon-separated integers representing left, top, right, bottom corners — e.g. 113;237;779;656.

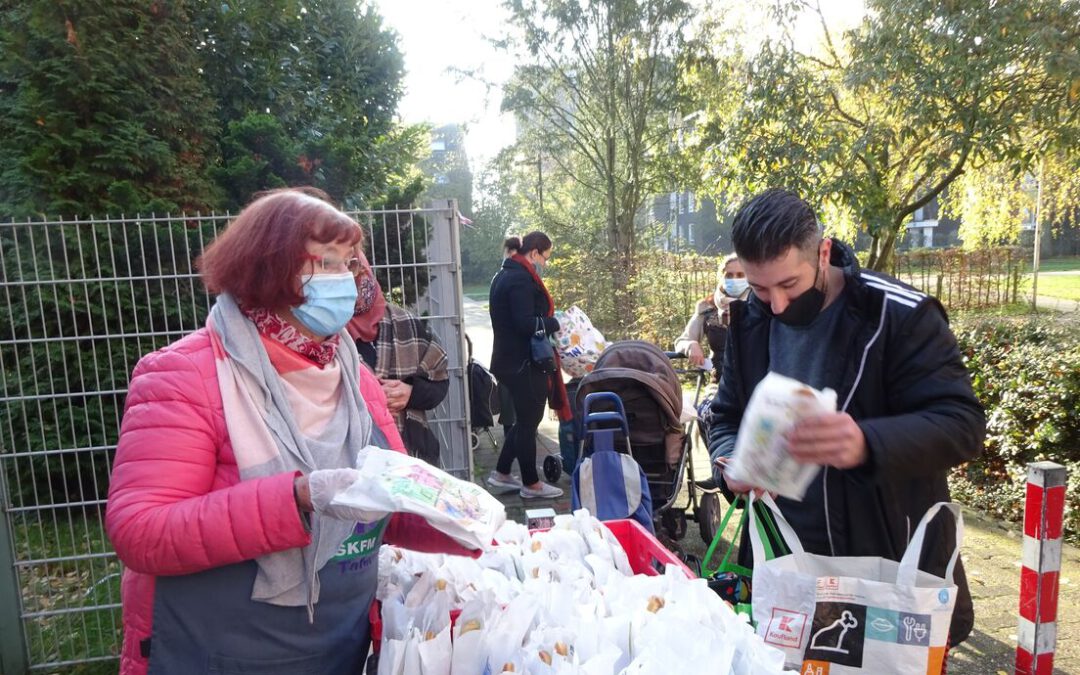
292;272;358;337
724;278;749;297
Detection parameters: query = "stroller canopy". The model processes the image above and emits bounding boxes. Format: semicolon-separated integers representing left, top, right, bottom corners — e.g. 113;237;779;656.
575;340;685;465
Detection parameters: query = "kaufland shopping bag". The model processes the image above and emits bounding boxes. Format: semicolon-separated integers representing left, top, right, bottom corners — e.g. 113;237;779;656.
748;495;960;675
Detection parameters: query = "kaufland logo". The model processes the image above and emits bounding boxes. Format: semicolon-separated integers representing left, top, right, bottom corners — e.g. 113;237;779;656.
765;608;807;649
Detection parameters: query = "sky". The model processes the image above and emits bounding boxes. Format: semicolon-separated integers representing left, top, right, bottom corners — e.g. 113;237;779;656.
373;0;867;176
373;0;518;170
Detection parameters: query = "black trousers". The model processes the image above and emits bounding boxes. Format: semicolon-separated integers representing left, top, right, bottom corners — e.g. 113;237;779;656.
495;365;549;485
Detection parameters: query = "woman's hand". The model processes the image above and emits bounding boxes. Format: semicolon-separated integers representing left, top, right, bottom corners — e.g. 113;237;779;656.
380;378;413;413
305;469;387;522
687;341;706;368
293;474;314;513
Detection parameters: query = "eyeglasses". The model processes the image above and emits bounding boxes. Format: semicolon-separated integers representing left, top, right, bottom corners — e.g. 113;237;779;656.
302;254;364;277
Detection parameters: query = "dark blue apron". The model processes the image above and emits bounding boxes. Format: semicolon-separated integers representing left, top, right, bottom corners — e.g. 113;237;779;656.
147;518;386;674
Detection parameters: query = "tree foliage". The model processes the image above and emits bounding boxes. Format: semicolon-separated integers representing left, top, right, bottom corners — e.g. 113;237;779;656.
497;0;695;323
193;0;415;209
460;163;517;286
422;124;474;217
0;0;426;218
0;0;221;217
685;0;1080;270
944;150;1080;249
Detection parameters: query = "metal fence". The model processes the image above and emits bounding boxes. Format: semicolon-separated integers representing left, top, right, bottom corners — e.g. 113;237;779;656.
0;201;469;673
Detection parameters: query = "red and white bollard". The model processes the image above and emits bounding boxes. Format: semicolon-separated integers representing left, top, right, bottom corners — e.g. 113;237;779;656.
1015;461;1066;675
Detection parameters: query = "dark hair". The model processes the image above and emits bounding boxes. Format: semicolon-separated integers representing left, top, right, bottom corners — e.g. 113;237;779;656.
503;236;522;254
520;230;552;255
730;188;821;264
197;187;363;309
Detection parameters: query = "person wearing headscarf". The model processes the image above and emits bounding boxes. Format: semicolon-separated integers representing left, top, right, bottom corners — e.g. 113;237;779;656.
105;188;473;675
674;252;750;383
347;253;449;466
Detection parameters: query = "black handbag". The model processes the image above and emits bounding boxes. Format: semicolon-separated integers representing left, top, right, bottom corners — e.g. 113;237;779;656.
530;317;556;373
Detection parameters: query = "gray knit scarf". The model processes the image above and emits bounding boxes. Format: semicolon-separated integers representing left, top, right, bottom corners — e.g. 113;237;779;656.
207;294;372;615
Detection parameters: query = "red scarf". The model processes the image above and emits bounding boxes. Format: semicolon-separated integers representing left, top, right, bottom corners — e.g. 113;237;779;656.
242;305;339;367
510;254;573;422
345;252;387;343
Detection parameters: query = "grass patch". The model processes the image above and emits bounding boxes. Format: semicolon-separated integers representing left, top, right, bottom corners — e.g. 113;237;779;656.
13;512;121;672
1030;274;1080;302
950;302;1040;321
462;283;489;301
1025;256;1080;273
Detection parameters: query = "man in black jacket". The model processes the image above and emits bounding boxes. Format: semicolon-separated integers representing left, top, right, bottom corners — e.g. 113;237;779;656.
708;189;984;646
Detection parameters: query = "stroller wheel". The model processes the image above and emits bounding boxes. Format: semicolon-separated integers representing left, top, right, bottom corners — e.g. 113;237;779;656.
470;431;479;452
542;454;562;483
697;490;723;544
661;509;687;541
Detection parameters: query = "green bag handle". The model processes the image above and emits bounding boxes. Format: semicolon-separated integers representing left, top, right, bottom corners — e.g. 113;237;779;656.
702;494;792;578
752;499;792;559
701;496;754;578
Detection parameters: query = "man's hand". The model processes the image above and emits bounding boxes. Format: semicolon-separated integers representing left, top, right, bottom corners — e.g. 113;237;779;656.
380;378;412;413
686;342;706;368
713;456;770;497
786;412;867;469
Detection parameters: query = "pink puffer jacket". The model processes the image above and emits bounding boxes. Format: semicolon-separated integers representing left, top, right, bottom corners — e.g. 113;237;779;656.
106;328;463;675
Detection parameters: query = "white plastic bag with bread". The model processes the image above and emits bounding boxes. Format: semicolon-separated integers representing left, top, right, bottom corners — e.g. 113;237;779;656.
726;372;837;500
450;596;493;675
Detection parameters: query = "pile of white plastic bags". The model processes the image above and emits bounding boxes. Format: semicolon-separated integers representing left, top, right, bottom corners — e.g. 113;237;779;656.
375;510;795;675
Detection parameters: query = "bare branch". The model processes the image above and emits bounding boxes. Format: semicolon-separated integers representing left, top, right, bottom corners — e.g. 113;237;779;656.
896;142;972;221
828;89;866;128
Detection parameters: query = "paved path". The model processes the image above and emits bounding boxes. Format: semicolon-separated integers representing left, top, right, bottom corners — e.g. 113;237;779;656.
1036;294;1079;313
462;298;1079;673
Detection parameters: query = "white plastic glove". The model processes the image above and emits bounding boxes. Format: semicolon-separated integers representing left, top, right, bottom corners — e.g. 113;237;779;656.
308;468;387;523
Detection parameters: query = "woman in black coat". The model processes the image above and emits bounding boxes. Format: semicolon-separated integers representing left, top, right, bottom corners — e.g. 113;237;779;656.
486;231;568;499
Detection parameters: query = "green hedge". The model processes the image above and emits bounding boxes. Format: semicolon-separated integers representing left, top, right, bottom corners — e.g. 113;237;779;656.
0;210;428;508
547;249;718;345
951;315;1080;544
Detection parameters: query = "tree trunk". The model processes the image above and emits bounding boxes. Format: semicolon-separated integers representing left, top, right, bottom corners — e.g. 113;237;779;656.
867;233;880;270
874;227;898;272
604;133;636;328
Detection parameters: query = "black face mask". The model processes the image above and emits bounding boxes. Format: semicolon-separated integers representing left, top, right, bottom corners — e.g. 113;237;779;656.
770;264;826;327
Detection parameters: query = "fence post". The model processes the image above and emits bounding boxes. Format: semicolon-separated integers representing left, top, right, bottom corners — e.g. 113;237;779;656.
0;470;30;675
1015;461;1066;675
425;200;471;480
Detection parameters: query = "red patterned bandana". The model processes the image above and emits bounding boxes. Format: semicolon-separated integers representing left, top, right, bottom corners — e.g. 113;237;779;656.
242;306;339;367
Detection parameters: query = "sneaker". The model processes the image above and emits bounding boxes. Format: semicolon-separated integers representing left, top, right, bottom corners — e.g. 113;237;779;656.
486;471;523;494
519;482;564;500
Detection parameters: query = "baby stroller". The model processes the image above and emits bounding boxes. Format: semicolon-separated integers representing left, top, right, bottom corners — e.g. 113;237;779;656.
465;335;500;450
574;340;692;539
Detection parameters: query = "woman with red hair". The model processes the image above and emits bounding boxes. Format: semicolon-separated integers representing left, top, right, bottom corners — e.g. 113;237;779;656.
106;188;472;675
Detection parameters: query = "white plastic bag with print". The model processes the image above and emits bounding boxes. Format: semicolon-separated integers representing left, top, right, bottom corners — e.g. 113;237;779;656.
329;446;506;550
748;494;961;674
553;306;607;379
726;372;837;500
